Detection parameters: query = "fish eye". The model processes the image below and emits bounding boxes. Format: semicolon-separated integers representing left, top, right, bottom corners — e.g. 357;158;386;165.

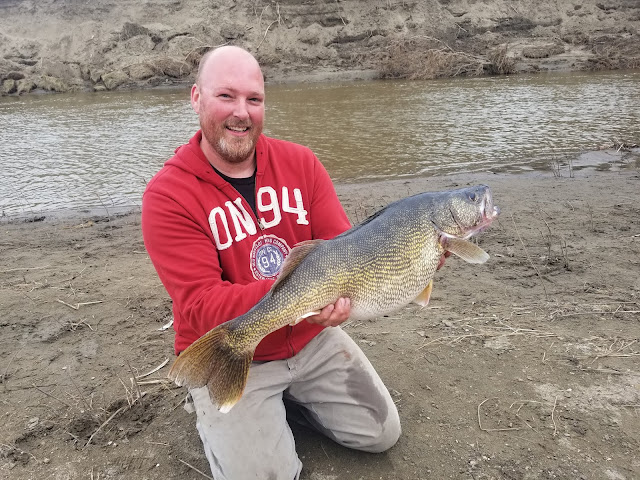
468;192;477;202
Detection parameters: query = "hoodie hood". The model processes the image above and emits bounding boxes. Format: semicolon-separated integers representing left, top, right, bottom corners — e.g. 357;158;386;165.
165;130;269;187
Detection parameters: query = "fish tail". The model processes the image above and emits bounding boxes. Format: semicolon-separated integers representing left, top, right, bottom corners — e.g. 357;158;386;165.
168;323;253;413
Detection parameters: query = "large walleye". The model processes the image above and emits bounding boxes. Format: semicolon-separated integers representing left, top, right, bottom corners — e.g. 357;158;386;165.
169;185;499;412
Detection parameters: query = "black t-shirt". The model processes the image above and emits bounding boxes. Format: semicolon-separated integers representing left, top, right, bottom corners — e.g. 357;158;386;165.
212;166;257;215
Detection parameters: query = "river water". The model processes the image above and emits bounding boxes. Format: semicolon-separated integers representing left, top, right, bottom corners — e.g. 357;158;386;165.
0;70;638;216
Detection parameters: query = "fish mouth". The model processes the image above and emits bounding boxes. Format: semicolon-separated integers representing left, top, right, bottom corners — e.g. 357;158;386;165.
461;191;500;239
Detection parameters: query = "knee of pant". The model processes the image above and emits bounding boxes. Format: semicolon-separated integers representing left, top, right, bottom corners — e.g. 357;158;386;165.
349;413;402;454
369;415;402;453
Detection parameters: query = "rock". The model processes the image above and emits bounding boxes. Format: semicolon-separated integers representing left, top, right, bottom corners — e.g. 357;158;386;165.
16;79;36;94
185;46;212;67
127;63;156;81
153;58;192;78
37;75;69;93
121;35;156;53
219;23;244;41
102;70;130;90
42;60;81;82
27;417;40;429
80;64;91;81
93;85;107;92
0;58;21;80
89;69;104;84
120;22;150;41
255;52;281;67
299;24;324;45
2;79;17;94
145;76;168;87
522;44;565;59
483;336;513;351
5;71;25;81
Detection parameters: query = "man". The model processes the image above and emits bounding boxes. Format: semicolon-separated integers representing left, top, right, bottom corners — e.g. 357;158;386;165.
142;46;400;480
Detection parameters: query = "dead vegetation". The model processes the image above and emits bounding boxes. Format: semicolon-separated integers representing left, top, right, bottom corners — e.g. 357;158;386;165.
380;36;516;80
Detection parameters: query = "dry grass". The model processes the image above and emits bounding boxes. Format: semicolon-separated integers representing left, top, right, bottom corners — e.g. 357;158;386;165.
380;36;515;79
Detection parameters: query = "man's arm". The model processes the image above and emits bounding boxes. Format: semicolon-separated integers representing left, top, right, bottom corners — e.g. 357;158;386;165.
142;190;274;346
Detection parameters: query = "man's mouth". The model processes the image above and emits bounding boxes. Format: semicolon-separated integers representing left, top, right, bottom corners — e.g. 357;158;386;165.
226;125;250;134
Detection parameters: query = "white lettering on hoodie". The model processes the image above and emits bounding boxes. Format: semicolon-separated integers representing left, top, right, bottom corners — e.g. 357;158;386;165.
209;186;308;250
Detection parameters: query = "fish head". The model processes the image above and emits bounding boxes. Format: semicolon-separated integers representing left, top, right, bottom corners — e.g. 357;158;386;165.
429;185;499;238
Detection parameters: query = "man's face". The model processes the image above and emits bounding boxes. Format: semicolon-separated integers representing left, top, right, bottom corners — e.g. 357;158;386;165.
192;54;265;165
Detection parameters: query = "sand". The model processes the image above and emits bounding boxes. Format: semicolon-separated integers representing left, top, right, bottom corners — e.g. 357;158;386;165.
1;157;639;479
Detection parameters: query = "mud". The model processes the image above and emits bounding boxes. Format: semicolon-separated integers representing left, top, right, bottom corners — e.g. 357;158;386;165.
1;157;639;479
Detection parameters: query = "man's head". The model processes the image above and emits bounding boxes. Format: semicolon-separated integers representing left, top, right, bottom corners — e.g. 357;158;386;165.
191;46;265;171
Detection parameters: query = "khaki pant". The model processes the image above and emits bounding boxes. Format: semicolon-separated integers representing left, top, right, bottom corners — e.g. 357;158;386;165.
188;326;401;480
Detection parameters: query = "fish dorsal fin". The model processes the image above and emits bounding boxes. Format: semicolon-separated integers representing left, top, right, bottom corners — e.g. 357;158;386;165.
413;280;433;307
271;239;325;292
440;235;489;264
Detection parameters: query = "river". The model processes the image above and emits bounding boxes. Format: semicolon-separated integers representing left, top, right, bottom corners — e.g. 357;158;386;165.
0;70;638;217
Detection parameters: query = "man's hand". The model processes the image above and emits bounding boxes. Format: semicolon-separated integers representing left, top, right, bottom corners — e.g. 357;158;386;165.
305;297;351;327
437;251;451;270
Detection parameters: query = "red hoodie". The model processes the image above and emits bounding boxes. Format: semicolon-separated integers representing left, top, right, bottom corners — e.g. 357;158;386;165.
142;131;351;358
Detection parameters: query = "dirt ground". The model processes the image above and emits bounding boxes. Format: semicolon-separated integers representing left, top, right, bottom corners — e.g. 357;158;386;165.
1;154;639;479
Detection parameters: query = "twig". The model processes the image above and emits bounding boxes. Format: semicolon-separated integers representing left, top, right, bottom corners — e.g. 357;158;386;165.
477;398;520;432
136;379;171;386
66;371;92;412
116;372;133;407
127;360;144;406
0;443;37;462
84;406;127;448
320;441;330;459
510;214;547;299
96;193;111;223
32;384;73;409
257;2;281;50
551;396;558;436
591;339;639;363
2;346;25;388
1;265;50;273
56;299;103;310
177;459;214;479
133;358;169;380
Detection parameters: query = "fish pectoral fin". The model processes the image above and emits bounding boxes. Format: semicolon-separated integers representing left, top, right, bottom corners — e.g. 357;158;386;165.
272;239;325;293
441;236;489;264
290;310;322;326
413;280;433;307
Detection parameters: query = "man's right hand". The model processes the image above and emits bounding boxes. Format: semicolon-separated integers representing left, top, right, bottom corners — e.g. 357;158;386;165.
305;297;351;328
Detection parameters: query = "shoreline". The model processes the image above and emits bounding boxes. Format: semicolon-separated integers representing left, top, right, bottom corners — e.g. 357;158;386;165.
2;147;637;225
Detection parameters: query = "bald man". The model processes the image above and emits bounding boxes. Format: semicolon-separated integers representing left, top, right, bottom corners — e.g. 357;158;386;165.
142;46;400;480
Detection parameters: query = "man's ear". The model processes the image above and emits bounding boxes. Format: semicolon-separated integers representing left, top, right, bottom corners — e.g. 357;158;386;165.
190;84;200;114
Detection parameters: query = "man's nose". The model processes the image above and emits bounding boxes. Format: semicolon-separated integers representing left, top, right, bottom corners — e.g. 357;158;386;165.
232;100;250;120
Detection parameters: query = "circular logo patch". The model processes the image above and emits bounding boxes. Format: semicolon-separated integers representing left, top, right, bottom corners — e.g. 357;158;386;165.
249;234;291;280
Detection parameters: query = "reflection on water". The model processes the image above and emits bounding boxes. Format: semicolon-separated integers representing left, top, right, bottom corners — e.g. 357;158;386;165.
0;70;639;216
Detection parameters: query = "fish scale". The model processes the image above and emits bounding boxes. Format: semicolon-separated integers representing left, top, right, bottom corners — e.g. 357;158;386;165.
169;185;499;412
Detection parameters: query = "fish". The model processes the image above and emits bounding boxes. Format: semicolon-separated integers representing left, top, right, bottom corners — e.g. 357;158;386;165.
169;184;500;412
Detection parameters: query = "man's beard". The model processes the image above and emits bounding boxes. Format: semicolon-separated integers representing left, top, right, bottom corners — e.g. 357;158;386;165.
202;119;261;164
